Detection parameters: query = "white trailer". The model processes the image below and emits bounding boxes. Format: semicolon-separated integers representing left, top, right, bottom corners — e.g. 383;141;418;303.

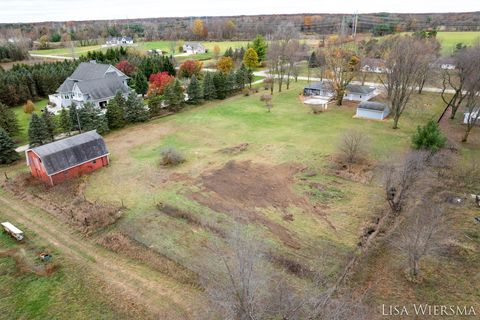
1;222;24;241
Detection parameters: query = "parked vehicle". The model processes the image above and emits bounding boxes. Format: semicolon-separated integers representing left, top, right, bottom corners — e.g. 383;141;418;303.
1;222;24;241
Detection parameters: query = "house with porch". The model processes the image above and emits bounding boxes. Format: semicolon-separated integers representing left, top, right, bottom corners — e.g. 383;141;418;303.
105;36;134;46
183;42;207;54
48;61;131;111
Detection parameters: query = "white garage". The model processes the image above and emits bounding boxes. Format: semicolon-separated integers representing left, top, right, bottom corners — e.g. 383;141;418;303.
356;101;390;120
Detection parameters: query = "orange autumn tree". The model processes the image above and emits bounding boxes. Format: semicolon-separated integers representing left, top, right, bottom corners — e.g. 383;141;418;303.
178;60;203;78
217;56;234;74
147;72;175;96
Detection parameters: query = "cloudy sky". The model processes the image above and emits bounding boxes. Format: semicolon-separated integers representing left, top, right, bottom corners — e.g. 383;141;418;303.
1;0;479;23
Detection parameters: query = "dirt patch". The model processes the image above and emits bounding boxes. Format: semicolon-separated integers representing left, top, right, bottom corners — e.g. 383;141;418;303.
98;232;199;287
200;160;306;210
0;248;59;277
267;253;316;280
329;155;375;184
187;160;339;249
218;143;249;155
4;174;122;235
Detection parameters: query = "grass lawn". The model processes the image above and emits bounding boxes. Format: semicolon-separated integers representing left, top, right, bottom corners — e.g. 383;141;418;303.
12;99;49;145
436;31;480;54
0;219;119;319
74;82;449;285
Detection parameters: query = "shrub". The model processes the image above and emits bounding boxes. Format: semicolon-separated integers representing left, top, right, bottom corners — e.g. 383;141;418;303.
339;130;368;164
160;147;185;166
23;100;35;114
412;120;446;152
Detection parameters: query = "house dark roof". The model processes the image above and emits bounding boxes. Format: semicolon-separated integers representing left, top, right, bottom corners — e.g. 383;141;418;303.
30;131;108;176
347;84;376;94
436;56;456;65
75;77;130;100
184;42;205;49
70;62;112;81
57;79;76;93
358;101;388;111
304;82;334;91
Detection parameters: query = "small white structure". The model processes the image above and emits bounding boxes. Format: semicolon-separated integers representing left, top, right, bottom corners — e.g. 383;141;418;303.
361;58;386;74
104;36;133;47
1;222;24;241
436;56;456;70
464;107;480;125
183;42;207;54
345;84;377;102
356;101;390;120
304;98;330;113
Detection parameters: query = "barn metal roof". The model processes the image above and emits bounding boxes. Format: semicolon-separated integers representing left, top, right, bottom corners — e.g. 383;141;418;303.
29;131;108;176
358;101;388;111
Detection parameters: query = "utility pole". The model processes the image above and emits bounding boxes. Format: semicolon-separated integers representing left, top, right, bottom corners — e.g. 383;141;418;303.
354;12;359;39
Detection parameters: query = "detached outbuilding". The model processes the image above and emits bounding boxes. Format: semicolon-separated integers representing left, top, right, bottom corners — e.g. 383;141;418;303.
26;131;109;186
345;84;377;102
356;101;390;120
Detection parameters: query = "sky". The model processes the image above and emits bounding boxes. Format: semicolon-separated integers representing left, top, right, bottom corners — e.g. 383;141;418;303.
0;0;479;23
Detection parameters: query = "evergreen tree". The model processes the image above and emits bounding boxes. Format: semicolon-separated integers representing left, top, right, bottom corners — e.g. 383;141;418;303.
134;72;148;97
203;72;216;100
163;56;176;76
0;102;20;136
41;109;56;142
308;51;318;68
164;80;185;113
78;102;109;134
0;128;19;164
224;47;234;57
187;75;202;104
226;72;237;95
213;72;227;99
28;113;49;146
125;92;149;123
148;95;164;118
106;92;126;129
59;107;73;135
235;65;248;89
252;35;267;61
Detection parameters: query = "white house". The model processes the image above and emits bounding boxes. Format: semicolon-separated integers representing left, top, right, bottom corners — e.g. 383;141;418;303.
464;107;480;125
104;36;134;47
356;101;390;120
345;84;377;102
436;56;456;70
303;82;334;98
183;42;207;54
49;61;131;111
361;58;386;74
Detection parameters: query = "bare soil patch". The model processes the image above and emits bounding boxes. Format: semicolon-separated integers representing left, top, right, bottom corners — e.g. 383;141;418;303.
187;160;338;249
0;247;59;277
4;174;122;235
218;142;249;155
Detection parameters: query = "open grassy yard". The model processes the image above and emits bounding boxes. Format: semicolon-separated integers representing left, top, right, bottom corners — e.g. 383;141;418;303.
0;216;120;319
436;31;480;54
71;82;446;284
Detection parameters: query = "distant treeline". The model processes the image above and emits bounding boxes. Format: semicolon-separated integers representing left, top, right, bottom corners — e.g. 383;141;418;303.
1;12;479;44
0;43;29;62
0;47;176;107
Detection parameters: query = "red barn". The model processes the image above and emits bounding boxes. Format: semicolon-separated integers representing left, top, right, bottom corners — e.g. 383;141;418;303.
26;131;109;186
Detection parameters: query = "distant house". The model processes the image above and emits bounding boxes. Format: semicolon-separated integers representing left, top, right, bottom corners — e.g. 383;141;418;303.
26;131;109;186
303;82;334;98
49;61;131;110
345;84;377;101
436;56;456;70
356;101;390;120
464;107;480;125
105;36;134;46
183;42;207;54
361;58;386;74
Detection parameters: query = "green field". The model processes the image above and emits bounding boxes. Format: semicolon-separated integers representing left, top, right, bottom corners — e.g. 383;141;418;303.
436;31;480;54
0;219;118;319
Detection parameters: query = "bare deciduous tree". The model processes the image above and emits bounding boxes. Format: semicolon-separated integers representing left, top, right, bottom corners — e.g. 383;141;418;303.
416;39;440;94
380;36;427;129
385;151;427;213
339;130;368;164
395;202;446;280
324;46;360;106
460;44;480;142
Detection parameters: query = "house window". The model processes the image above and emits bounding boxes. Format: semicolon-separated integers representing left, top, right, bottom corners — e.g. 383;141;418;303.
92;160;97;164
